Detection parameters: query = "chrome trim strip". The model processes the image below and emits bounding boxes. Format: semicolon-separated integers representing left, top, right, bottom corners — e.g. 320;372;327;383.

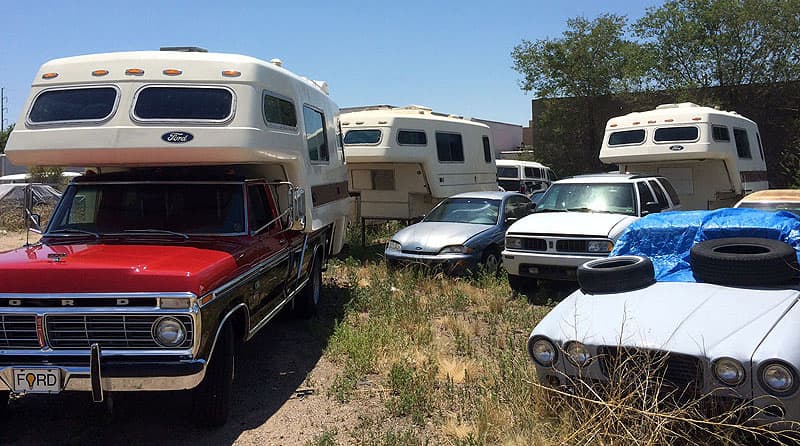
0;292;195;300
246;277;309;340
201;249;291;308
0;365;205;392
205;303;248;370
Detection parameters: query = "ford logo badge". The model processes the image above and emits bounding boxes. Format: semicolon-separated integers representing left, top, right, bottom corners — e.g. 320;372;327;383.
162;131;194;144
669;145;684;151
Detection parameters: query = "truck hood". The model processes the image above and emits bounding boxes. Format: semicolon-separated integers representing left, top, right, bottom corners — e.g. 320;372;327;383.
391;222;491;252
0;243;239;296
532;282;800;359
509;212;638;239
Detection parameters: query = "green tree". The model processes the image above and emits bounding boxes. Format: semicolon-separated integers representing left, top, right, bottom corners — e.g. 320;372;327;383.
0;123;14;153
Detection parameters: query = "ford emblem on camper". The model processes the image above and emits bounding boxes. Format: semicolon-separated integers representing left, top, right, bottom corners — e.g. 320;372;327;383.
669;145;684;151
161;131;194;143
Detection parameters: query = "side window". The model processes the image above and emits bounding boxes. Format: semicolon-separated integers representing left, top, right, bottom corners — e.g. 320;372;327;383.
263;92;297;128
398;130;427;145
435;132;464;162
303;105;329;162
248;184;276;232
482;136;492;163
504;196;531;220
712;125;730;142
636;181;655;207
547;169;558;181
733;128;752;159
658;178;681;206
524;167;535;178
647;179;669;209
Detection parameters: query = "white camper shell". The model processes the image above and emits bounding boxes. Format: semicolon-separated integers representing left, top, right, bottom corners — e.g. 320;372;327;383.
599;103;768;210
495;159;556;195
341;106;497;220
6;50;349;253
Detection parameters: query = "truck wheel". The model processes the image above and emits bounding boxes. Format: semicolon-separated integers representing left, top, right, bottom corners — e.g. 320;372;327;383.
293;252;322;318
690;237;799;286
577;256;655;294
509;274;537;294
192;323;234;427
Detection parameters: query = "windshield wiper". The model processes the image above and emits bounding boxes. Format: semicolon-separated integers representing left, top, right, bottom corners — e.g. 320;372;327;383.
566;207;620;214
108;229;190;240
47;228;100;239
534;208;568;213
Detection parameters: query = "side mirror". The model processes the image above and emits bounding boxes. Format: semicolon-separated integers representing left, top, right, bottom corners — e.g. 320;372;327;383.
642;201;661;216
527;202;537;212
290;187;306;230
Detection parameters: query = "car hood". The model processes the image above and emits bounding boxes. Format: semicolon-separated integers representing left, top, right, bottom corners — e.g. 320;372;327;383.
509;212;637;238
391;222;491;252
531;282;800;359
0;242;239;296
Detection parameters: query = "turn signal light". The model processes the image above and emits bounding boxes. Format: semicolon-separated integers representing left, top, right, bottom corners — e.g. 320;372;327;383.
92;69;109;76
125;68;145;76
163;69;182;76
42;72;59;79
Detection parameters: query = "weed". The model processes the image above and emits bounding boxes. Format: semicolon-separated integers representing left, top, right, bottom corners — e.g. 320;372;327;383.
306;428;337;446
386;359;435;424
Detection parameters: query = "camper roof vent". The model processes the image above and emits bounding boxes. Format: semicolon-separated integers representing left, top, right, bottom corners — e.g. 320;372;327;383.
270;58;283;67
655;102;701;109
160;46;208;53
312;80;329;95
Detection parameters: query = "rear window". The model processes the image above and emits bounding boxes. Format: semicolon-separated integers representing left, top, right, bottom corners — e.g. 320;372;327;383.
397;130;427;145
29;87;118;124
654;126;699;142
608;129;645;146
133;86;233;121
344;129;382;145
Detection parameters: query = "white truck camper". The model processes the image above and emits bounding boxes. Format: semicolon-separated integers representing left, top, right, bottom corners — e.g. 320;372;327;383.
6;49;350;254
341;106;498;220
599;103;768;210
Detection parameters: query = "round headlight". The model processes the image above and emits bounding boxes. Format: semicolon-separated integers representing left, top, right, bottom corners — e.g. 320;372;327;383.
713;358;745;386
152;316;187;347
761;362;796;395
528;337;557;367
566;342;592;367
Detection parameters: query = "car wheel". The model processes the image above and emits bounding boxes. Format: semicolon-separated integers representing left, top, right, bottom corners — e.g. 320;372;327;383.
690;237;799;286
192;322;234;427
482;247;501;275
294;251;322;318
577;256;655;294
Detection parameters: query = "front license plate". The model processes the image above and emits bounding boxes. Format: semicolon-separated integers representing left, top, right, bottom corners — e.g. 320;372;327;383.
13;368;61;393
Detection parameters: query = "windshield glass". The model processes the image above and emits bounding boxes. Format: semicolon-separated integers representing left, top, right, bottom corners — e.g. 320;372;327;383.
536;183;636;215
424;198;500;225
47;183;245;235
737;202;800;215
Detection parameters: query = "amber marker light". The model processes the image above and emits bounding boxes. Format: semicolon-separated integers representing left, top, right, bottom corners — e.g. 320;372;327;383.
692;117;702;121
92;69;109;76
665;118;674;122
221;70;241;77
609;123;618;127
648;120;657;124
125;68;145;76
163;69;182;76
632;121;640;125
42;72;59;79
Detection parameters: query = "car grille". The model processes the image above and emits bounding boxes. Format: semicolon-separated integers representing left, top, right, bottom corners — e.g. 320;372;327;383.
45;314;193;349
598;346;703;396
556;239;589;253
0;315;39;348
402;249;437;255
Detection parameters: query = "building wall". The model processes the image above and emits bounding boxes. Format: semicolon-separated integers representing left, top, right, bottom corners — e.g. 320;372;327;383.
471;118;523;157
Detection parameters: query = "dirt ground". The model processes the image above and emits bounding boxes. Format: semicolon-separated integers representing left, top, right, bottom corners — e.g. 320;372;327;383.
0;231;371;446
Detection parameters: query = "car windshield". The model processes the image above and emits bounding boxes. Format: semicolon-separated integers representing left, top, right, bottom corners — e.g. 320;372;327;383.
47;182;246;236
737;202;800;215
536;183;636;215
424;198;500;225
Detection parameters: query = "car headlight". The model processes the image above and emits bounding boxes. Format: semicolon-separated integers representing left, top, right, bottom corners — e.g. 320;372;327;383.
528;337;557;367
566;341;592;367
714;358;745;386
587;240;614;253
386;240;401;251
439;245;473;254
152;316;187;347
506;237;524;250
761;362;797;395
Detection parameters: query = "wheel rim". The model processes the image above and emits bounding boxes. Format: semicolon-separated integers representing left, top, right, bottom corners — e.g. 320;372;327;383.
485;253;500;272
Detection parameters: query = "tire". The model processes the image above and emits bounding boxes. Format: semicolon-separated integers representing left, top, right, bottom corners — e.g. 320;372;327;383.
293;252;322;318
577;256;655;294
481;247;501;275
690;237;799;286
192;323;234;427
509;274;537;294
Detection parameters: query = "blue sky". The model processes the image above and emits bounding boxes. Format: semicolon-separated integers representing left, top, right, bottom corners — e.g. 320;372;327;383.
0;0;663;127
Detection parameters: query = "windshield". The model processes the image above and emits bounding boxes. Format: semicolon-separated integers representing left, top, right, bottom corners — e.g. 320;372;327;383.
47;182;246;236
536;183;636;215
737;202;800;215
424;198;500;225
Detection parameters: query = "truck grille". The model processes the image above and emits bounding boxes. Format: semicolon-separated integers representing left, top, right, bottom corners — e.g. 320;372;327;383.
556;239;589;253
0;315;39;348
518;238;547;251
45;314;193;349
598;346;703;397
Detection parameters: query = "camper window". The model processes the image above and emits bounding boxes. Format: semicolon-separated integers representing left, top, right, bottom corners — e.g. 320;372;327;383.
344;129;382;145
304;105;329;162
29;86;119;124
397;130;427;146
654;126;699;142
712;125;730;142
608;129;645;146
263;92;298;129
133;86;234;122
733;128;752;159
435;132;464;162
482;136;492;163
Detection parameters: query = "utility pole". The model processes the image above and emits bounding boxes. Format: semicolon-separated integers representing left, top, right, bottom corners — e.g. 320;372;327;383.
0;87;7;130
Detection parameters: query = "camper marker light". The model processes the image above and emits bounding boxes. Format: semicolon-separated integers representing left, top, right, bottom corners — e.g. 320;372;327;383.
163;69;183;76
648;120;657;124
221;70;241;77
42;72;59;79
665;119;674;122
125;68;145;76
692;117;702;121
632;121;640;125
92;70;109;77
610;123;618;127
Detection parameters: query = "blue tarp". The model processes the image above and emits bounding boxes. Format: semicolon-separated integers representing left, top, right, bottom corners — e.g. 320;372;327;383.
610;208;800;282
